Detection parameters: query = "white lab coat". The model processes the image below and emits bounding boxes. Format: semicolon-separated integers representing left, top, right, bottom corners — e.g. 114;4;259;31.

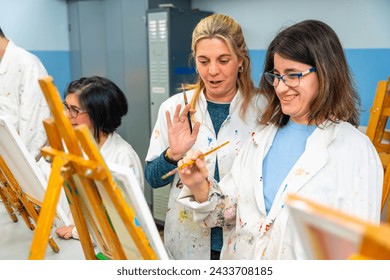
179;121;383;259
0;40;50;160
101;132;144;189
145;88;267;259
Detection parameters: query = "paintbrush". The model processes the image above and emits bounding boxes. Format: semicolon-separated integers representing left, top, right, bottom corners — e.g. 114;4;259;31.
182;83;193;133
161;141;230;180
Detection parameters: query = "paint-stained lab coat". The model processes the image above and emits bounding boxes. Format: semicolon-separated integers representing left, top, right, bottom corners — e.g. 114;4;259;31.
179;121;383;259
145;89;266;259
0;40;50;160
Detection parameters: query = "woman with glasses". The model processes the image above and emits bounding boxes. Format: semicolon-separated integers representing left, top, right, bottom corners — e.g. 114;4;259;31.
40;76;144;240
144;14;266;260
176;20;383;259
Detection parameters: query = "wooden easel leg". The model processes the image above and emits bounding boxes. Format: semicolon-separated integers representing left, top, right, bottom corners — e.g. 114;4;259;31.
21;197;59;253
0;184;17;222
28;156;67;259
3;182;34;229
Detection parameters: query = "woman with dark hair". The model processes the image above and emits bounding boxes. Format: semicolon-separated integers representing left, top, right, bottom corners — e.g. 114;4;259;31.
51;76;144;239
177;20;383;259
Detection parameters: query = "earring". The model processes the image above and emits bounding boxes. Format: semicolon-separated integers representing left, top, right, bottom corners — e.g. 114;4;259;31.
238;66;243;73
195;68;198;74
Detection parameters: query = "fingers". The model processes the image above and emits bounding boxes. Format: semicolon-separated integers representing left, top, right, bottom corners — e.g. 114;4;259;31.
177;104;190;124
191;121;201;137
182;150;203;163
166;104;195;129
55;226;74;240
173;104;182;121
166;110;172;128
179;150;204;173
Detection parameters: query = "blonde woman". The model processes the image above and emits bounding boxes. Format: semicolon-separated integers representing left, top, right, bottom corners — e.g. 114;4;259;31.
145;14;266;260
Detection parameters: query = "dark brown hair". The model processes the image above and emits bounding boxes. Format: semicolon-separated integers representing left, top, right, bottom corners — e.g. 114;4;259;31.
259;19;360;127
65;76;128;143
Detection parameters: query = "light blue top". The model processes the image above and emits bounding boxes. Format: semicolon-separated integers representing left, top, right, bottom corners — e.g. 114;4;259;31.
263;120;316;214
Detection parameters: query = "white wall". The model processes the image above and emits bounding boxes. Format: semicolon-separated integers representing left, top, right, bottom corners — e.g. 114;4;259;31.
192;0;390;49
1;0;69;51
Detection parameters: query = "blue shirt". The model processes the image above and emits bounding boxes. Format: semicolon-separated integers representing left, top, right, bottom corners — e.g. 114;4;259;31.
262;120;316;214
205;100;230;252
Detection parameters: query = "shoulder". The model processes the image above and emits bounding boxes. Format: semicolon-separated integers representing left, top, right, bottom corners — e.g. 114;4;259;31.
102;133;142;164
326;122;378;158
6;41;47;75
335;122;371;143
8;41;41;63
110;133;136;151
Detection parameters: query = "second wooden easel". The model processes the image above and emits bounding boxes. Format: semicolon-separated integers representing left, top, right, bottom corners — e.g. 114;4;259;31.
29;76;159;260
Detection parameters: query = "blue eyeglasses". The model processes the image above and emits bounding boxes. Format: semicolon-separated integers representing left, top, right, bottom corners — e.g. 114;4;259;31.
264;67;316;88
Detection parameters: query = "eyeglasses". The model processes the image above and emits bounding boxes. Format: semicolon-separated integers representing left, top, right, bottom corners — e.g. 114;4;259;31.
62;101;87;118
263;67;316;88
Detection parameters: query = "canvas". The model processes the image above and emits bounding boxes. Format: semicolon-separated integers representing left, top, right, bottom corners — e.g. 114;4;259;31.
73;162;168;260
286;194;390;260
0;116;70;226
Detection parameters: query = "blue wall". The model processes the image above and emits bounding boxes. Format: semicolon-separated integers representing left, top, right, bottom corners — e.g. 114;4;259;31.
346;49;390;125
32;51;71;97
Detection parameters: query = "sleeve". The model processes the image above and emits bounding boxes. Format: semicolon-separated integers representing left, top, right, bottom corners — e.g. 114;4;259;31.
72;226;79;240
144;152;176;188
178;172;238;229
351;138;383;222
125;147;145;191
144;97;177;188
18;56;50;160
105;138;146;191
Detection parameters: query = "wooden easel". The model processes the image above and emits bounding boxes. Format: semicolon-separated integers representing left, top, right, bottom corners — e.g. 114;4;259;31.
0;125;60;253
29;76;158;260
286;194;390;260
365;77;390;218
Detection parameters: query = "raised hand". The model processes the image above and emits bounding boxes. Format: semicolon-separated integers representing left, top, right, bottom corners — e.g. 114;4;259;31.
165;104;200;161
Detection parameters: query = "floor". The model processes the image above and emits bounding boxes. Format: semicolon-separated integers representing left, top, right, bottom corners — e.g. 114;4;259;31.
0;202;85;260
0;199;165;260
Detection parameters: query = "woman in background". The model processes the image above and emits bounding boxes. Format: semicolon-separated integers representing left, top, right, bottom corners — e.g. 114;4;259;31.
45;76;144;239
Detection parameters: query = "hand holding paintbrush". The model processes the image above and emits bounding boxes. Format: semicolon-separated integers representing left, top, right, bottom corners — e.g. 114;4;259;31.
161;141;230;179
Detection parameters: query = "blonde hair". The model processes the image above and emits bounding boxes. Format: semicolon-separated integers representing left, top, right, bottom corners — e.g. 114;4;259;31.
187;14;255;119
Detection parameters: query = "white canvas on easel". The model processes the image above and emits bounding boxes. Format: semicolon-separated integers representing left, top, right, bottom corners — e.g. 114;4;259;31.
71;162;168;260
0;115;70;226
106;163;168;260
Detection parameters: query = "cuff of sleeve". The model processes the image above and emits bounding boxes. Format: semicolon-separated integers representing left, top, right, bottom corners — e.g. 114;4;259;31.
72;226;79;240
177;182;219;222
163;147;178;165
